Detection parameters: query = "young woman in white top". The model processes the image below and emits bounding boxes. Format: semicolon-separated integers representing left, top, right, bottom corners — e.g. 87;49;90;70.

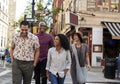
46;34;71;84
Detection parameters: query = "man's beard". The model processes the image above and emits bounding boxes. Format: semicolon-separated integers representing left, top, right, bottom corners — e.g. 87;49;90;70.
21;31;28;36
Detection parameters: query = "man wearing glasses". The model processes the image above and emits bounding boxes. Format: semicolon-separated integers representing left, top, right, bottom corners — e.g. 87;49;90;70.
10;21;40;84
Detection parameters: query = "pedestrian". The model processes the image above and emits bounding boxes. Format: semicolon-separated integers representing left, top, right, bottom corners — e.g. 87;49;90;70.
46;34;71;84
10;21;40;84
34;22;54;84
70;32;91;84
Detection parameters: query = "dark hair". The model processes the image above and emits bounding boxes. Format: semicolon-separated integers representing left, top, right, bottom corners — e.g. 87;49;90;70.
20;21;30;28
72;32;83;43
56;34;70;50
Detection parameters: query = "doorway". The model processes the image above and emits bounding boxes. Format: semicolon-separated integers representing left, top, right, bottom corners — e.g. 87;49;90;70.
78;27;92;65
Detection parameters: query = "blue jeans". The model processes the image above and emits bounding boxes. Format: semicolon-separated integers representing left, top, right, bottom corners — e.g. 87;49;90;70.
49;72;65;84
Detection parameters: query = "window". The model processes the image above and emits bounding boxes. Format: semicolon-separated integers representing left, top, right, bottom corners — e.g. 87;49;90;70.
97;0;110;11
3;0;5;3
6;0;7;5
1;37;2;47
6;9;7;14
3;14;4;20
87;0;96;11
0;2;1;9
96;0;119;12
75;0;79;12
110;0;119;12
3;6;4;12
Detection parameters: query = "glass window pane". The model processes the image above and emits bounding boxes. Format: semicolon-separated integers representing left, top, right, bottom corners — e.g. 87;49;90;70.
97;0;109;11
110;0;119;12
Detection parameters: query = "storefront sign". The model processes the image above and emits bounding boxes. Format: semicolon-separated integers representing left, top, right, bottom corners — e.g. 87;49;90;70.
65;11;78;26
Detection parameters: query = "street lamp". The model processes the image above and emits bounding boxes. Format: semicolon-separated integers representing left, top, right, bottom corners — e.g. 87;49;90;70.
24;0;36;33
32;0;35;19
24;9;28;21
29;0;35;33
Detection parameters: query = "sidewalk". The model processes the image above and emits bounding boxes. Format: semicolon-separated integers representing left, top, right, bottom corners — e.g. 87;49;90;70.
0;60;12;73
46;67;120;84
86;67;120;83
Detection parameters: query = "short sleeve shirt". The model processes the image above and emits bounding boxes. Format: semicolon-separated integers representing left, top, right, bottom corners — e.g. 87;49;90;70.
11;32;40;61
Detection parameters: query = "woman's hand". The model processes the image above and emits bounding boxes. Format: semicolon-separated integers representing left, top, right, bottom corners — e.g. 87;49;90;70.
64;69;69;75
87;64;91;71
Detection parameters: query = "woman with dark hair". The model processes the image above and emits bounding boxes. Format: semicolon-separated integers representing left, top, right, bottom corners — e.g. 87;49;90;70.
71;32;91;84
46;34;71;84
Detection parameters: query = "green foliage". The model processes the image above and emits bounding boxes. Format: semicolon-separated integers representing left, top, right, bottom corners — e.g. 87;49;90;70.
52;7;62;16
17;16;24;26
18;16;24;23
35;2;44;22
24;1;32;14
17;0;61;29
37;2;44;10
10;20;18;29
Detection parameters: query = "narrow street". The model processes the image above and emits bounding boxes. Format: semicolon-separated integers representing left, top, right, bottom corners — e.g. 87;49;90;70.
0;60;120;84
0;0;120;84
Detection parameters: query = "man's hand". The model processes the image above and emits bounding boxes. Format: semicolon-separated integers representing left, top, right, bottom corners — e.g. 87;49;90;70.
46;70;50;81
11;58;14;62
33;62;37;67
34;48;39;67
10;46;15;63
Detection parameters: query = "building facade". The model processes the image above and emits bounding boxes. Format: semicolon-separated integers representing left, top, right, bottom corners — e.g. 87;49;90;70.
0;0;9;49
8;0;16;49
53;0;120;66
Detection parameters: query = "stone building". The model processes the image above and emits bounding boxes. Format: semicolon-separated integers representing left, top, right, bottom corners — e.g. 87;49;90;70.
53;0;120;66
0;0;9;49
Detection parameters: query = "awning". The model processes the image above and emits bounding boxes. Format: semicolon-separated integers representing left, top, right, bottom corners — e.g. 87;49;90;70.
101;21;120;39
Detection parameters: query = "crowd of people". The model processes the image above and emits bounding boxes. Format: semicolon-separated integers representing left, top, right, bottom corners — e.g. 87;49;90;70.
10;20;91;84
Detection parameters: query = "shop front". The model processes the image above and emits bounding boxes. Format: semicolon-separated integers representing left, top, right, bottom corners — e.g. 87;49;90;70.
102;21;120;58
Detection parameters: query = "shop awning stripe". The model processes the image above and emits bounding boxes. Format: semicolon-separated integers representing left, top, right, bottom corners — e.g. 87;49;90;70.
104;22;115;36
102;22;120;36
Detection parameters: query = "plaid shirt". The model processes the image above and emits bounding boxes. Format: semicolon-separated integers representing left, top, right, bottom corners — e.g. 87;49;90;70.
11;32;40;61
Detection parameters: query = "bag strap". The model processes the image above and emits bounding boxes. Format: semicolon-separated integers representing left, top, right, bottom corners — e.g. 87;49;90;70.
66;50;68;60
71;44;81;68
